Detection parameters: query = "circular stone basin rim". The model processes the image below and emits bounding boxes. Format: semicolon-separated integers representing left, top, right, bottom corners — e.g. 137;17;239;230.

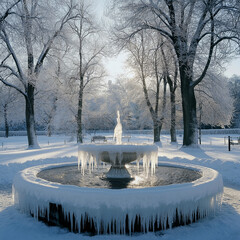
12;161;223;234
13;161;223;195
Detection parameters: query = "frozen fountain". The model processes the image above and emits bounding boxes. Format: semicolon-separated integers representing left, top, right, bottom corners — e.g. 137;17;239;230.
12;111;223;235
78;111;158;179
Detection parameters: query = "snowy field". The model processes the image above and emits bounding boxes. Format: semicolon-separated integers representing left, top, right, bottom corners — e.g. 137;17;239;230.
0;133;240;240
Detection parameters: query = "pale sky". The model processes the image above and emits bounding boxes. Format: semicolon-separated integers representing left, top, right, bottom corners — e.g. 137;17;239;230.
224;58;240;78
104;53;128;79
103;52;136;81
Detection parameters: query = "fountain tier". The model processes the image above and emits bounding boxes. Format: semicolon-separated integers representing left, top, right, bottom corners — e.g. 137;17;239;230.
78;143;158;178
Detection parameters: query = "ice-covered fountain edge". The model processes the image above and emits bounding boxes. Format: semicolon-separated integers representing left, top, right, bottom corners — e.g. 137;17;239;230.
12;161;223;234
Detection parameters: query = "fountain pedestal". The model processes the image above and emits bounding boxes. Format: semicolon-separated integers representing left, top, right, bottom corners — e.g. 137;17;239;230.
100;151;139;178
105;166;131;178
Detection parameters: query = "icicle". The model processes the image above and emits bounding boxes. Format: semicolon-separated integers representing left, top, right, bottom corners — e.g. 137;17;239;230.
47;204;50;222
36;206;38;220
71;212;73;232
78;216;81;233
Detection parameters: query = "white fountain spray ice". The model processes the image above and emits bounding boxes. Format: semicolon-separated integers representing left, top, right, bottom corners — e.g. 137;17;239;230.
113;110;122;144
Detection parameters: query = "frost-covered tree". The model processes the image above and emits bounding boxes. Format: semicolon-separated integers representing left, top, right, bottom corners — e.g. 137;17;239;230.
160;40;178;142
105;78;152;130
112;0;240;146
229;75;240;128
0;0;20;28
0;0;76;148
126;32;171;142
66;1;105;143
83;92;115;131
82;78;152;131
0;83;24;137
35;59;63;136
196;72;234;129
53;84;77;135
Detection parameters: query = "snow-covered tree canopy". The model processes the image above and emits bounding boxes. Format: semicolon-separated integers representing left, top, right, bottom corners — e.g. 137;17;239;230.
228;75;240;128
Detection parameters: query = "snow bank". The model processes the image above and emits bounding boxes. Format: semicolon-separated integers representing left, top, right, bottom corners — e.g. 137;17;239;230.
12;161;223;234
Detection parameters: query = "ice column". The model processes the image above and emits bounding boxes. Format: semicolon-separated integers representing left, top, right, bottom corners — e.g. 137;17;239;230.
114;110;122;144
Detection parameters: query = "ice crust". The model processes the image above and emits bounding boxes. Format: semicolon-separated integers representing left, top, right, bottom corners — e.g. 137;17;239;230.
12;161;223;234
78;143;159;176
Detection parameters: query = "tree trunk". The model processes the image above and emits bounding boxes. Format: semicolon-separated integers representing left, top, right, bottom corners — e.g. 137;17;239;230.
4;104;9;138
158;123;163;140
180;72;198;146
142;74;160;143
157;77;167;142
170;91;177;142
47;124;52;137
198;103;202;145
77;83;83;143
47;96;58;137
25;84;39;148
153;120;160;142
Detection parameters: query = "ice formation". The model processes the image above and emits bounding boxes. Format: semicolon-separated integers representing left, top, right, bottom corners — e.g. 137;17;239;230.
113;110;122;144
78;143;158;177
13;162;223;235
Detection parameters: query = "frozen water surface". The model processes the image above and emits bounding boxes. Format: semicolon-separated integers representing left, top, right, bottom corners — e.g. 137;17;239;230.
37;164;202;189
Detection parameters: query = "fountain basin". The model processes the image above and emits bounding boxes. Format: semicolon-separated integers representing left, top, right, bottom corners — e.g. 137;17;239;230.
12;161;223;234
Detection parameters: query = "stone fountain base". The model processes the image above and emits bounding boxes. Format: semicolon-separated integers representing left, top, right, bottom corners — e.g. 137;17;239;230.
13;162;223;235
37;201;203;234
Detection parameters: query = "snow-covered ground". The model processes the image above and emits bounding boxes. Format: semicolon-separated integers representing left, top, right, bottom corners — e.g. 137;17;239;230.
0;133;239;240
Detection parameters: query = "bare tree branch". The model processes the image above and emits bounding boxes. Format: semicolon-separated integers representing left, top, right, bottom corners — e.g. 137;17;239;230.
0;76;27;97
